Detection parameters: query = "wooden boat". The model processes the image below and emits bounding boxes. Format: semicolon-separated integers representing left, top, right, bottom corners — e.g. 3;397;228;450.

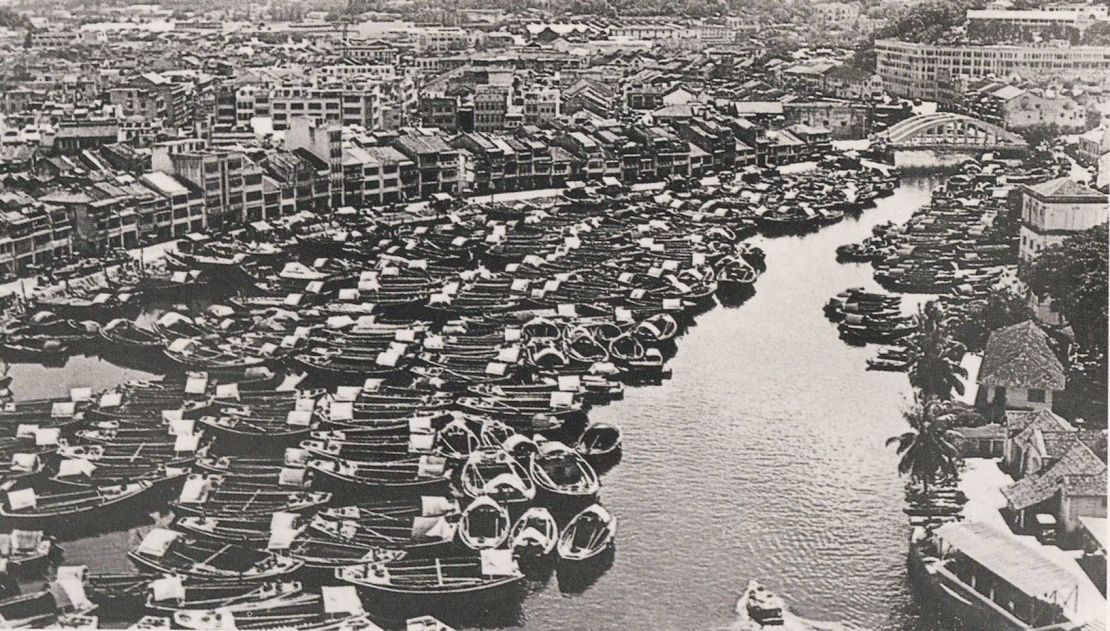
128;615;172;630
529;440;599;500
308;455;451;492
172;585;376;630
735;579;785;627
574;422;622;461
311;496;461;553
83;572;153;607
335;551;525;598
0;334;72;362
509;507;558;558
171;474;331;519
0;482;153;524
0;529;56;574
0;580;97;629
98;319;163;353
144;577;308;614
456;496;510;551
175;515;275;545
731;579;832;630
557;504;615;562
406;616;455;631
459;447;535;504
128;528;303;580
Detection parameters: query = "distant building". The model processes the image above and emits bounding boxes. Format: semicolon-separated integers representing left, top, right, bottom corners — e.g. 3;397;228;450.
784;101;869;139
822;65;883;100
875;40;1110;100
53;120;119;155
271;83;383;132
152;139;264;228
1075;125;1109;165
109;73;191;130
983;86;1088;132
967;7;1108;43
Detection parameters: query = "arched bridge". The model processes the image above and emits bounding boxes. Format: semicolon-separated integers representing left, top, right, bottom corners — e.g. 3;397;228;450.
879;113;1029;152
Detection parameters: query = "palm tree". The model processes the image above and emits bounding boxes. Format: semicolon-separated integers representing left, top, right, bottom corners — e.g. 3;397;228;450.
905;301;967;400
886;396;964;494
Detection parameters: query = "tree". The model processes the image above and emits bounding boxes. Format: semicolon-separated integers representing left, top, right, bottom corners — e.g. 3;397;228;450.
1083;21;1110;46
950;288;1035;353
887;395;964;493
905;301;968;400
1023;225;1108;355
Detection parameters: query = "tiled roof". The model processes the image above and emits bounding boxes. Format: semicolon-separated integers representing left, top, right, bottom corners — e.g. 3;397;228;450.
1077;430;1108;463
979;321;1066;390
1003;442;1106;509
1024;177;1103;201
957;423;1006;439
1005;409;1073;437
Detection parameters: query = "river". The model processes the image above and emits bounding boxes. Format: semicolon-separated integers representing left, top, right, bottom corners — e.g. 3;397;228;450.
8;173;953;630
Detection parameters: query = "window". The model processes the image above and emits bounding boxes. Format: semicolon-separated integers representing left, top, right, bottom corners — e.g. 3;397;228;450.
1027;389;1045;403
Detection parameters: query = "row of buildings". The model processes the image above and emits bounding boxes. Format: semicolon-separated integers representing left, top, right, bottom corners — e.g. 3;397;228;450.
0;108;836;274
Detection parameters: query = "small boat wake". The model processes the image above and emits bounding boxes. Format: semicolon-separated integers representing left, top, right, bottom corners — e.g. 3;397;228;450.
726;580;862;631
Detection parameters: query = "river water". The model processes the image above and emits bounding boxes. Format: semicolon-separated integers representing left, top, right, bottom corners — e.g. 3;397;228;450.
8;174;951;630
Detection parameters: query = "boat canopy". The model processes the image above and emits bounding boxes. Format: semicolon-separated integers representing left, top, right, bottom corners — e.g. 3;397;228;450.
322;585;364;615
935;521;1079;603
137;529;181;557
480;549;516;576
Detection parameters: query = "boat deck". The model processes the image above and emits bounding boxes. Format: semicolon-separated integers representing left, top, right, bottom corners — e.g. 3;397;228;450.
958;459;1107;628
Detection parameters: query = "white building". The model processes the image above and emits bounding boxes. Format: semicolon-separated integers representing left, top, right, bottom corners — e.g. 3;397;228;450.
875;39;1110;99
1019;177;1107;262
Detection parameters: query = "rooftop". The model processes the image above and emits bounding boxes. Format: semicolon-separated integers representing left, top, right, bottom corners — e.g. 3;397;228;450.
978;320;1066;391
935;520;1080;601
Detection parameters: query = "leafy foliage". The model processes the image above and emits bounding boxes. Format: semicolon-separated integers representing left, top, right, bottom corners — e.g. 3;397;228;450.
871;0;983;43
1023;225;1109;355
950;289;1035;353
887;395;964;493
1082;21;1110;46
905;301;968;400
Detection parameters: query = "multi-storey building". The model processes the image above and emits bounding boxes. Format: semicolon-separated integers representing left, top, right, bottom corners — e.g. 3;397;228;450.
967;7;1108;43
109;72;191;130
875;39;1110;100
139;171;207;238
473;87;510;132
391;133;460;197
420;95;463;131
520;87;561;126
271;83;382;132
783;101;869;139
340;40;400;65
553;131;605;180
412;28;471;53
286;118;344;208
152;140;263;228
1019;177;1107;262
0;195;72;274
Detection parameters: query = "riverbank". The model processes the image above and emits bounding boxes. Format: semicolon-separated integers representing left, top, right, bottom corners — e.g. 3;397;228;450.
958;459;1106;627
0;158;931;630
0;184;668;302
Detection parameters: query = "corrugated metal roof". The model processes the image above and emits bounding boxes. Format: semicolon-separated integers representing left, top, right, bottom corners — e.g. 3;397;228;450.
936;521;1080;600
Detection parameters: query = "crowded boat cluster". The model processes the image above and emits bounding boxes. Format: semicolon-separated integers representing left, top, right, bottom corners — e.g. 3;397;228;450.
823;287;914;371
0;155;899;629
836;155;1068;296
